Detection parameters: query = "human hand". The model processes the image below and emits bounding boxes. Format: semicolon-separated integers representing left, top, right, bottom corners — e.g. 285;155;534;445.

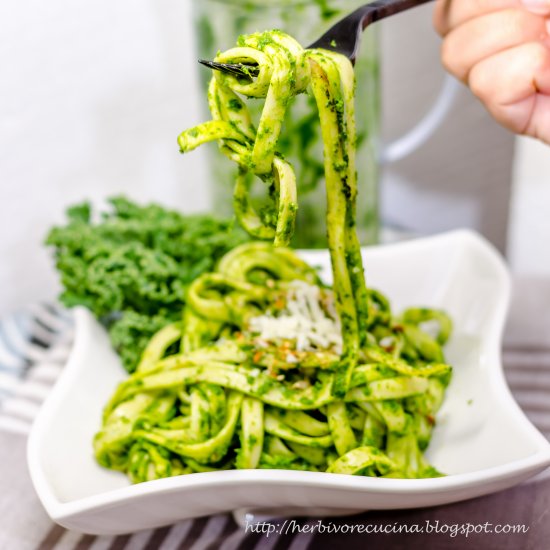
434;0;550;144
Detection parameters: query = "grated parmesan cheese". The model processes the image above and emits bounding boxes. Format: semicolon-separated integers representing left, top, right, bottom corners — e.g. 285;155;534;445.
248;281;342;352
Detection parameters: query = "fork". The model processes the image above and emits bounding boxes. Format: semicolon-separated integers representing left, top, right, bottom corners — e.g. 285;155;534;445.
199;0;434;78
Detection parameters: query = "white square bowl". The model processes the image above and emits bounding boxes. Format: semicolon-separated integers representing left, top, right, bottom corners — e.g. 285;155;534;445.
27;230;550;535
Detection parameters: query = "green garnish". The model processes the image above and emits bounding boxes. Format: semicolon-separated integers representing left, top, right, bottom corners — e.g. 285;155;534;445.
46;196;249;372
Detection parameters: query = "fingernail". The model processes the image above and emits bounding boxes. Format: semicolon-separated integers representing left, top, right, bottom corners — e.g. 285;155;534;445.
522;0;550;15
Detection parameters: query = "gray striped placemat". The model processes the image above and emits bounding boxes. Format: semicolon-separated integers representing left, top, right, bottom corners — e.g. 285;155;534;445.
0;304;319;550
0;297;549;550
0;303;73;434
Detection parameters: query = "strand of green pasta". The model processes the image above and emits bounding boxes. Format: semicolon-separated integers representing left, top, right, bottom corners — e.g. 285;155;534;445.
336;54;371;349
178;32;369;396
306;51;368;397
179;32;308;247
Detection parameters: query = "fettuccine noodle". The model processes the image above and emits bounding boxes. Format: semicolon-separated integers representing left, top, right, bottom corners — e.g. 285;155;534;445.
179;31;368;397
94;31;454;482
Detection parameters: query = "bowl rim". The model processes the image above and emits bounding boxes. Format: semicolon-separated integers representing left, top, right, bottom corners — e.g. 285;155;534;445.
27;229;550;521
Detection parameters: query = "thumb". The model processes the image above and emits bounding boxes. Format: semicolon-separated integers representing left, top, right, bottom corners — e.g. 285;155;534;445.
521;0;550;15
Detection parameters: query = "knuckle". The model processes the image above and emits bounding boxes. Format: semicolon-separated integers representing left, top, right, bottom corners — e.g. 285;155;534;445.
468;64;490;101
433;0;462;37
502;8;545;40
506;9;531;36
440;39;461;77
527;42;550;70
440;40;453;71
433;0;447;35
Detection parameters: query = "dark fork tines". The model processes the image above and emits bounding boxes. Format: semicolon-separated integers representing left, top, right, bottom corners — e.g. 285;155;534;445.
199;0;434;78
198;59;259;79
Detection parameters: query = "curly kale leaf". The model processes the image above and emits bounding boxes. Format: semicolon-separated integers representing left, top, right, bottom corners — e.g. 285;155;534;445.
46;196;249;371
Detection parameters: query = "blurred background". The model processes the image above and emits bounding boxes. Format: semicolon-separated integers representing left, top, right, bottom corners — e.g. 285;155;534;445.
0;0;549;314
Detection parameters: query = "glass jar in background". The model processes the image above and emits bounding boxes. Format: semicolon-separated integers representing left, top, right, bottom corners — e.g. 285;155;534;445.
192;0;380;248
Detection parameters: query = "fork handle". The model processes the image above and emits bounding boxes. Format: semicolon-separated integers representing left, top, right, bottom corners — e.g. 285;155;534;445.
308;0;434;60
360;0;434;27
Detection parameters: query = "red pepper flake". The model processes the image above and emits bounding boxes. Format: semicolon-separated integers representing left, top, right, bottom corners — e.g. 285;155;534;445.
426;414;435;426
253;351;263;363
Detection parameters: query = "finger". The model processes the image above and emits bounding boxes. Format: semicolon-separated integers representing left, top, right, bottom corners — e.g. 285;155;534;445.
468;41;550;135
528;95;550;143
434;0;520;36
521;0;550;15
441;9;550;81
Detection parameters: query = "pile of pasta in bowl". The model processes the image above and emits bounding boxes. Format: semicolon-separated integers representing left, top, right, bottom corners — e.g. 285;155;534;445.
94;242;453;483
